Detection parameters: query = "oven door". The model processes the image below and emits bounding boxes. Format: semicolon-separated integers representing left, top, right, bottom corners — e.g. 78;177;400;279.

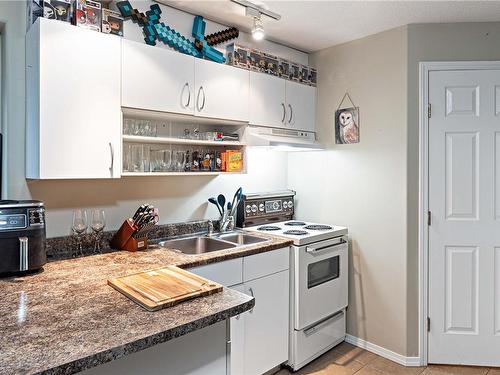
294;235;348;330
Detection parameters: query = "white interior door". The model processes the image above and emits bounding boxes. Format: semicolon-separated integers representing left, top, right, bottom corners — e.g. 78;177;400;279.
428;69;500;366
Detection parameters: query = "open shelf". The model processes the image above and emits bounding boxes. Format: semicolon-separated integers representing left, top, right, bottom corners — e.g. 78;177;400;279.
122;107;248;127
122;171;244;177
123;135;245;147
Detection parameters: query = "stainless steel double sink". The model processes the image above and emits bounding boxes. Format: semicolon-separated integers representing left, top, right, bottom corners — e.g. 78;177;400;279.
158;231;270;255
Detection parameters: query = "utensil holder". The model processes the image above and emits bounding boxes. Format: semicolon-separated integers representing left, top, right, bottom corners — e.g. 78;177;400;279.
110;219;151;252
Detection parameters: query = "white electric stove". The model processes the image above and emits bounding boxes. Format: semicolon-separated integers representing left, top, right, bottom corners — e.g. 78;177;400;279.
238;190;348;371
245;220;348;246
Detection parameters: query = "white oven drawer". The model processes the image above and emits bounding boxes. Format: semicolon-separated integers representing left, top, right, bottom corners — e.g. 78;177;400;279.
294;236;348;330
291;310;346;370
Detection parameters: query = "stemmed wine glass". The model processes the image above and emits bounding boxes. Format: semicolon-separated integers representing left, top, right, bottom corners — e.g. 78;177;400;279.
90;209;106;253
72;209;88;255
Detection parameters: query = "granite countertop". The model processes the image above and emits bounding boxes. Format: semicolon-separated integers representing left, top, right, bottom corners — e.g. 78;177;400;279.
0;231;292;375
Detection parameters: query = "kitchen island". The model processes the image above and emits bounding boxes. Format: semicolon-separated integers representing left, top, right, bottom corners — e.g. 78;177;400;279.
0;234;292;375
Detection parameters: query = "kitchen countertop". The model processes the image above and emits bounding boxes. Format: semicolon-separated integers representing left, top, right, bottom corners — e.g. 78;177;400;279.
0;232;292;375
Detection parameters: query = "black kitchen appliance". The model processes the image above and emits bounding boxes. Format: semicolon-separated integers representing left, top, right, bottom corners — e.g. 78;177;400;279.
0;200;46;276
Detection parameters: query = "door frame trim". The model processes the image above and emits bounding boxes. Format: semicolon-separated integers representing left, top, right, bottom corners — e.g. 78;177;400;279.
419;61;500;366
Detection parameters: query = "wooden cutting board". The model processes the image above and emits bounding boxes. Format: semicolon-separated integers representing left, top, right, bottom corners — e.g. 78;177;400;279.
108;266;223;311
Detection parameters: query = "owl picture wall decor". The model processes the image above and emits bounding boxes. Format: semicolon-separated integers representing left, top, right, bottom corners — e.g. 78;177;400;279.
335;107;359;144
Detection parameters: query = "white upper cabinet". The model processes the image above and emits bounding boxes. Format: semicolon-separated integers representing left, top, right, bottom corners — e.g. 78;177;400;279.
122;40;195;115
249;71;316;132
26;18;121;179
249;72;287;128
285;81;316;132
194;59;249;122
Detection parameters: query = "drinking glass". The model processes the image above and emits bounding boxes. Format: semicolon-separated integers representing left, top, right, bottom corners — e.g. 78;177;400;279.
122;143;132;172
162;149;172;172
150;150;164;172
174;150;186;172
130;144;143;172
141;120;150;136
90;209;106;252
149;122;157;137
142;145;151;172
124;118;136;135
72;209;88;255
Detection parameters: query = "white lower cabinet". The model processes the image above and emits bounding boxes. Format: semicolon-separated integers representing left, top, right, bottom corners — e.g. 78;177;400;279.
189;248;290;375
239;270;289;375
230;284;246;375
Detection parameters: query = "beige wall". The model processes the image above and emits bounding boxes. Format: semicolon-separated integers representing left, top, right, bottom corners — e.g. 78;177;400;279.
0;1;301;238
288;27;409;356
405;21;500;357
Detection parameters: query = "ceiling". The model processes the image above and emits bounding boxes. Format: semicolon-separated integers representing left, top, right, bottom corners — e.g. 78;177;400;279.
160;0;500;52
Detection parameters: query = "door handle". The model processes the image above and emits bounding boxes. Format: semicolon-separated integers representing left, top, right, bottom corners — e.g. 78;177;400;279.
183;82;191;108
306;238;346;254
281;103;286;123
109;142;114;175
19;237;28;271
288;104;293;124
197;86;206;111
248;287;255;313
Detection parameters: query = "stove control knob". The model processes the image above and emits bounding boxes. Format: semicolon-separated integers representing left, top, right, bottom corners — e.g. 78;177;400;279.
283;201;288;209
245;205;252;214
251;204;258;213
272;202;279;210
258;203;265;212
288;200;294;209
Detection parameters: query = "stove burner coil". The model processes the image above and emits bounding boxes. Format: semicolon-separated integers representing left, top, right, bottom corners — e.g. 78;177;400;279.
257;225;281;231
284;221;306;226
304;225;333;230
283;230;309;236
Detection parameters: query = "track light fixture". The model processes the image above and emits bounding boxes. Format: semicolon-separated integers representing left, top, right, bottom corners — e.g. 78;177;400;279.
252;15;265;40
230;0;280;41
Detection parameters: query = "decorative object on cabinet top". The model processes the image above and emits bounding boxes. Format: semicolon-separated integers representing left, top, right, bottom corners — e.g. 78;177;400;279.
227;43;317;86
115;1;239;64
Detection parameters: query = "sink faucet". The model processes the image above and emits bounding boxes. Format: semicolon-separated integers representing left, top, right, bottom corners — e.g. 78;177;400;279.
207;221;214;237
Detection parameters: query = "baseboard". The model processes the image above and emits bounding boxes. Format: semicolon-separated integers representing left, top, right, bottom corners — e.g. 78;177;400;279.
345;334;421;367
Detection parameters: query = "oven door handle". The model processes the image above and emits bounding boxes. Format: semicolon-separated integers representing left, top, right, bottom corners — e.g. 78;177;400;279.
306;237;346;254
304;310;345;336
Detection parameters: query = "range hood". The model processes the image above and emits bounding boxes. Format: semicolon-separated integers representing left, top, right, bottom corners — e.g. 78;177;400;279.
243;125;322;151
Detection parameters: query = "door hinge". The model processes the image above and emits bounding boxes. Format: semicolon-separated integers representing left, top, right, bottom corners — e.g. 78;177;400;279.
427;317;431;332
427;103;432;118
427;211;431;226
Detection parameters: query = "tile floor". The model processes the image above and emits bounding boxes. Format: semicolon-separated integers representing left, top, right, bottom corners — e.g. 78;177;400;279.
276;342;499;375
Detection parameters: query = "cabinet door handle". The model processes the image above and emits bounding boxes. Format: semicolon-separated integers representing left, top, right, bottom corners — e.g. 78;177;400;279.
248;287;255;313
288;104;293;124
109;142;114;175
197;86;206;111
183;82;191;108
281;103;286;123
200;86;206;110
